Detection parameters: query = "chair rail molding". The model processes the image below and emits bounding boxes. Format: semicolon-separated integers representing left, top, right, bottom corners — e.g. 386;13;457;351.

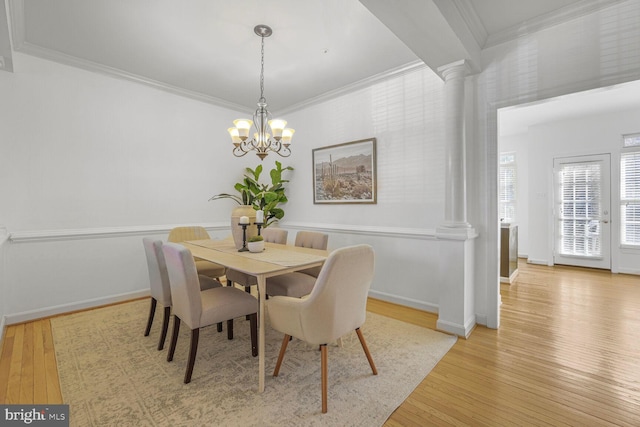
8;223;229;243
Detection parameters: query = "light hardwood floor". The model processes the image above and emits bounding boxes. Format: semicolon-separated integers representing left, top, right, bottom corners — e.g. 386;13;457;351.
1;261;639;425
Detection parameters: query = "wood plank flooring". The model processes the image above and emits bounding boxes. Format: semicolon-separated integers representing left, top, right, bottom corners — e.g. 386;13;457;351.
1;261;639;425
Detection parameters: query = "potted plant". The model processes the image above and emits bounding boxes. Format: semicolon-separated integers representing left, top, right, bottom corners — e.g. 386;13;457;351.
247;235;265;253
210;161;294;227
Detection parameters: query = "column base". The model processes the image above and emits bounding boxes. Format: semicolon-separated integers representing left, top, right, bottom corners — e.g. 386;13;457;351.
436;228;477;338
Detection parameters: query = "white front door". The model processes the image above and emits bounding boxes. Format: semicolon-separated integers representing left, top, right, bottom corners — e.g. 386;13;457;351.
553;154;611;269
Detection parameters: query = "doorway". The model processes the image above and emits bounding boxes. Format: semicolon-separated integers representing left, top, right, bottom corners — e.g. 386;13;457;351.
553;154;611;269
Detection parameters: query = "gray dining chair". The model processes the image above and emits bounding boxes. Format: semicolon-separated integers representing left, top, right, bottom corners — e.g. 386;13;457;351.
168;226;226;280
142;238;220;350
162;242;258;384
265;231;328;298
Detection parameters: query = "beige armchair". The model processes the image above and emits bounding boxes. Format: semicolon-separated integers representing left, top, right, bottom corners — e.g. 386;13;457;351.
226;227;289;292
265;230;328;298
168;226;226;279
162;242;258;384
142;238;220;350
267;244;378;413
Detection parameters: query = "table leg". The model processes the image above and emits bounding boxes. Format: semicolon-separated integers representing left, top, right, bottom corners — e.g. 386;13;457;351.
257;274;266;393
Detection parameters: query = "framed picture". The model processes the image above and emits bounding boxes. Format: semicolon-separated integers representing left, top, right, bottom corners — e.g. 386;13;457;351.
312;138;377;204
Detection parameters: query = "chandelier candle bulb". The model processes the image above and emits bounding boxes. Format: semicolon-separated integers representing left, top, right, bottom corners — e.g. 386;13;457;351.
281;128;295;146
268;119;287;139
239;216;250;225
256;210;264;223
233;119;253;140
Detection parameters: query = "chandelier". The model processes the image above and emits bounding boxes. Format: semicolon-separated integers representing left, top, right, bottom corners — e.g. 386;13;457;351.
228;24;294;160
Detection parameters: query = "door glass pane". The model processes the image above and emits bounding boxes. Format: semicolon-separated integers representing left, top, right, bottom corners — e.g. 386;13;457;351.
558;162;602;257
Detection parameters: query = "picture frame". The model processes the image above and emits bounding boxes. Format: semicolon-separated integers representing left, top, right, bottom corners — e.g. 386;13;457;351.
312;138;377;204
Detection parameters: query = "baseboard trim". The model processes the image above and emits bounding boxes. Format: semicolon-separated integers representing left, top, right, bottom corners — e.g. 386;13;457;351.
368;290;438;313
437;315;476;339
4;289;150;325
0;315;6;345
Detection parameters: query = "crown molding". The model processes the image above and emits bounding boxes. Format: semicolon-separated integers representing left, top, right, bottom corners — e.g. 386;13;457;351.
14;41;253;113
451;0;488;51
279;60;429;115
483;0;627;48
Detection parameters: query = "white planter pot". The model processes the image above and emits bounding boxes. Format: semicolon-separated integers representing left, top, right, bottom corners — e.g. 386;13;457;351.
247;241;265;253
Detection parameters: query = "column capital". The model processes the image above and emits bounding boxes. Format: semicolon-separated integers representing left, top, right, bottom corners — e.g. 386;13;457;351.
437;59;471;81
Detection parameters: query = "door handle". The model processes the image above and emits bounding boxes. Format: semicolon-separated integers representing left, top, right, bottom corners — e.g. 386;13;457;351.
602;220;609;224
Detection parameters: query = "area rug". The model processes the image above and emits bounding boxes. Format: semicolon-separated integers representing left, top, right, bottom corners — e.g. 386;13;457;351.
51;299;456;426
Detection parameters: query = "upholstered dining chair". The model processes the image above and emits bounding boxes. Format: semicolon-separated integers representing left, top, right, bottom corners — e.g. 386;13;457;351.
168;226;226;280
162;242;258;384
226;227;289;293
265;230;329;298
142;238;220;350
267;244;378;413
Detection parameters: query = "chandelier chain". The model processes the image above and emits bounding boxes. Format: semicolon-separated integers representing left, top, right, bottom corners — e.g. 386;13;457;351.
259;35;265;101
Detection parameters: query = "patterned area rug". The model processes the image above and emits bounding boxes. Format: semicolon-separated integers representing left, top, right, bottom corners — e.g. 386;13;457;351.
51;299;456;426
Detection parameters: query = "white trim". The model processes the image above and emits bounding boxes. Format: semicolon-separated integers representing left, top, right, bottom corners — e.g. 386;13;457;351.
618;267;640;275
452;0;488;49
0;316;6;344
8;223;229;243
436;315;476;338
368;290;439;314
527;258;550;265
12;41;251;113
4;289;150;325
282;221;437;240
278;61;429;114
484;0;626;48
9;0;427;116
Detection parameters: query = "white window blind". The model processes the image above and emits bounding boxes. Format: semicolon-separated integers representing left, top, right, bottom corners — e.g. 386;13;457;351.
620;151;640;245
558;162;602;256
499;153;517;222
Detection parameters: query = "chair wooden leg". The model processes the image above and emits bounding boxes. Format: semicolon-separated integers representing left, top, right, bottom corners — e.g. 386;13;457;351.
167;316;181;362
321;344;328;413
273;334;291;376
249;313;258;357
217;322;223;332
158;306;171;351
245;287;251;320
144;297;157;336
356;328;377;375
227;319;234;340
184;329;200;384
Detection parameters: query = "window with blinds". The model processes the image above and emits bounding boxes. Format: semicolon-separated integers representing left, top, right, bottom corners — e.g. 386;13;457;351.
499;153;517;222
558;162;602;256
621;133;640;246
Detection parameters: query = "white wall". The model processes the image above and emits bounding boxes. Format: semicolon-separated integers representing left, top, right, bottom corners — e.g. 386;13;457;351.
0;52;448;324
280;65;446;309
524;108;640;273
498;133;530;256
0;53;246;321
473;0;640;327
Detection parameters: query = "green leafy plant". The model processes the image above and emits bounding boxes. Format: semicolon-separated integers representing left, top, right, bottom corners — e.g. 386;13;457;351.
209;161;294;227
248;235;264;242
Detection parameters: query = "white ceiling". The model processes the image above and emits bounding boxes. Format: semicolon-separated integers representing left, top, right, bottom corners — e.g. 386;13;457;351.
4;0;637;123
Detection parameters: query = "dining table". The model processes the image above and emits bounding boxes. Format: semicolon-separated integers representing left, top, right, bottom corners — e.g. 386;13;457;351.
182;238;329;393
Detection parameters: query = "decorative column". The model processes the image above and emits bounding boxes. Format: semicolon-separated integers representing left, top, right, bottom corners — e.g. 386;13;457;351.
436;60;477;338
